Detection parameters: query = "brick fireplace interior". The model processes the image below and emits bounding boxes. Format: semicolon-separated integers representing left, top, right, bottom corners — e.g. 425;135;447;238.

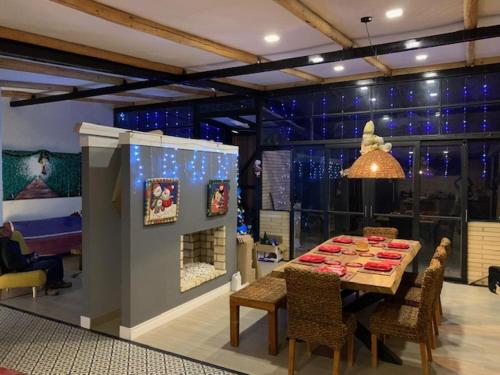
180;226;226;292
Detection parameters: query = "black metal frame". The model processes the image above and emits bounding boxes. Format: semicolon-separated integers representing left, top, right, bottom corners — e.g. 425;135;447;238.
6;24;500;106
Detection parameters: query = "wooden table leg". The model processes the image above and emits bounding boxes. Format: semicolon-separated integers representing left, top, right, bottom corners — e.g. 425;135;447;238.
268;308;278;355
230;302;240;347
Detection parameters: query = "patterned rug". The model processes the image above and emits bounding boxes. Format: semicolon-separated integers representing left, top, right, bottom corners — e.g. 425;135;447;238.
0;305;244;375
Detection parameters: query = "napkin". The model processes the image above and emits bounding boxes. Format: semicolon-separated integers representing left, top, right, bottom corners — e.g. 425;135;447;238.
298;254;326;263
377;251;402;260
363;261;393;272
387;242;410;249
332;237;353;244
367;235;385;241
318;244;342;253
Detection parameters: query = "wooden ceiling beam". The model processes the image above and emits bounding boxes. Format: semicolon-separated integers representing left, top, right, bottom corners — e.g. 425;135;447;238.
0;57;125;85
49;0;321;82
272;0;392;75
0;26;182;75
464;0;479;66
0;79;75;92
1;89;135;106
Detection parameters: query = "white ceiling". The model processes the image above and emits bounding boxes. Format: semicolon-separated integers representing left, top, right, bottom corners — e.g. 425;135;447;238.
0;0;500;100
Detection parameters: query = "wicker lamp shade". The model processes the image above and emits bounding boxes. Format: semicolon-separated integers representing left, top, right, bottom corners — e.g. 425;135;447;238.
348;149;405;179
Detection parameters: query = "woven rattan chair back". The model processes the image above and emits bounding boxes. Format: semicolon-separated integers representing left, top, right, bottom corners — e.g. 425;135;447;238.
363;226;398;239
432;245;448;265
285;267;345;345
440;237;451;256
416;259;442;332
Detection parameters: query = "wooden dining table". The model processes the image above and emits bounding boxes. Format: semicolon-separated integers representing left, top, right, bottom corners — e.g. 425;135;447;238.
270;235;422;365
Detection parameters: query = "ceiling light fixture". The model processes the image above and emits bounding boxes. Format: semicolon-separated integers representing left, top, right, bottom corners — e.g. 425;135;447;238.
360;86;369;91
333;65;345;72
405;39;421;49
426;79;435;84
308;55;324;64
429;92;438;97
382;115;390;121
424;72;437;78
370;98;377;102
435;112;441;117
231;130;239;134
264;34;280;43
416;54;428;61
386;8;403;19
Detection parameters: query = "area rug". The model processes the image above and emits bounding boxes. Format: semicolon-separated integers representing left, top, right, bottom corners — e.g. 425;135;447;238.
0;305;245;375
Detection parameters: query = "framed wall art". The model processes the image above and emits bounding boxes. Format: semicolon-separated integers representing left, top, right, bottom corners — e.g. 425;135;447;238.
144;178;180;225
207;179;229;217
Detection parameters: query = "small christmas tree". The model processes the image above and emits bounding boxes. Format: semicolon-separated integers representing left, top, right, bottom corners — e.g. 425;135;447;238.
236;187;248;234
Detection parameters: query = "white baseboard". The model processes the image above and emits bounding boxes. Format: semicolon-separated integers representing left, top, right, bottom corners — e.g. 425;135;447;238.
80;316;91;329
119;282;231;340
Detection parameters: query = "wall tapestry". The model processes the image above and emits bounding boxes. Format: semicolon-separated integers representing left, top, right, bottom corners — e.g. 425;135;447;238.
207;180;229;217
2;150;81;201
144;178;180;225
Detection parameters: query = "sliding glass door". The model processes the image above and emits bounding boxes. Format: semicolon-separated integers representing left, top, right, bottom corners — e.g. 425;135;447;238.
417;142;466;280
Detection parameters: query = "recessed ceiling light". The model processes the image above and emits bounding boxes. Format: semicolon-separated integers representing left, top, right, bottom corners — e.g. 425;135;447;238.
264;34;280;43
405;39;421;49
429;92;438;97
360;86;369;91
308;55;324;64
382;115;390;121
424;72;437;78
386;8;403;19
426;79;435;84
333;65;344;72
435;112;441;117
231;130;239;134
370;98;377;102
416;54;428;61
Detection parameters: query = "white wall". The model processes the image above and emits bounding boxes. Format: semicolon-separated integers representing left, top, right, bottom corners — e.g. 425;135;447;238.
0;98;114;222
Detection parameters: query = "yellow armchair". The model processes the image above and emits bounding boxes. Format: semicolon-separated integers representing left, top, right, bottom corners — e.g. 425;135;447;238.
0;230;46;298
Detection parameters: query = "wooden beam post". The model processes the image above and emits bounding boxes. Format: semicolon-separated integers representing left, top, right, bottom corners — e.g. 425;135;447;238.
464;0;479;66
272;0;392;75
49;0;321;82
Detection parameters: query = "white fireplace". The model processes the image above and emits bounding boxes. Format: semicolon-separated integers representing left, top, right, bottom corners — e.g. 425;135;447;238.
180;226;226;292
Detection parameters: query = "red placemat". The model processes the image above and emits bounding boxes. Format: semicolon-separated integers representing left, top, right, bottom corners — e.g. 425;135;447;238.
318;244;342;253
387;241;410;250
377;251;402;260
367;235;385;241
298;254;326;263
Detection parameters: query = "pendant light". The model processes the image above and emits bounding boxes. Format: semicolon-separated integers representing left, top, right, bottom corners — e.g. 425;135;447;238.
346;121;405;179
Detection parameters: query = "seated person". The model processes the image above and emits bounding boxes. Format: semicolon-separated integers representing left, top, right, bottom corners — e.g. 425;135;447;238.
0;227;72;296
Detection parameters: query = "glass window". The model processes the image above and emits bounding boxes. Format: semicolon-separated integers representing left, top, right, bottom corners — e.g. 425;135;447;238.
313;113;370;140
373;146;414;215
263;94;313;120
262;118;311;145
198;98;254;114
200;122;224;142
329;213;364;237
419;145;462;216
292;148;325;210
328;148;363;213
373;109;440;137
373;80;440;109
294;211;325;256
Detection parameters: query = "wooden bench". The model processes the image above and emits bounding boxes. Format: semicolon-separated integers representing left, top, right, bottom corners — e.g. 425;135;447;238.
230;276;287;355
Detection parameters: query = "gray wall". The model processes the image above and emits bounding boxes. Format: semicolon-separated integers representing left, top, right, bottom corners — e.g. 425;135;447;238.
121;145;238;327
82;146;122;321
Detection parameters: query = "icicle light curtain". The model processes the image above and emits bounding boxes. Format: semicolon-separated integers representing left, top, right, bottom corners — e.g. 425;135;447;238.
2;150;81;200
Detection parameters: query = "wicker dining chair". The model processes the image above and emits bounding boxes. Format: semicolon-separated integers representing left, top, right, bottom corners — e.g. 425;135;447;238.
284;267;356;375
405;237;451;288
363;226;398;239
371;259;442;375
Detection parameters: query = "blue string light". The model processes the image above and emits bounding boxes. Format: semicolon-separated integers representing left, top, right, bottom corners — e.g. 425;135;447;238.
443;149;449;177
132;145;144;186
162;150;179;178
407;149;413;178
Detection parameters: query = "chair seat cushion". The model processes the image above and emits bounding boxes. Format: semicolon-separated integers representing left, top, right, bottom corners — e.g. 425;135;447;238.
0;270;46;289
370;302;419;341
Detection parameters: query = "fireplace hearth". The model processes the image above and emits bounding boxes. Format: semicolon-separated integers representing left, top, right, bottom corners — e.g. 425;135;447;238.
180;226;226;292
